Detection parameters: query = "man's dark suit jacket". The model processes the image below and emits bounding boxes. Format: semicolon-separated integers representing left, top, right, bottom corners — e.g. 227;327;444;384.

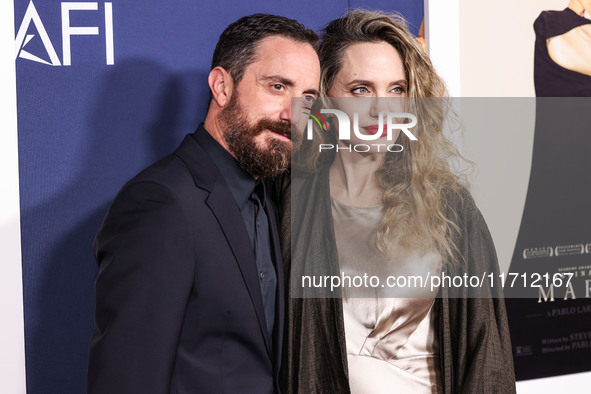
88;129;284;394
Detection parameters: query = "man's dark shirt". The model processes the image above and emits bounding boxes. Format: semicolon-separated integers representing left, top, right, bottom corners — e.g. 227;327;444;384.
193;125;277;339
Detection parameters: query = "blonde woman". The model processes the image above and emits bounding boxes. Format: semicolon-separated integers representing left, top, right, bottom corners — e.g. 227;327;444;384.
281;10;516;393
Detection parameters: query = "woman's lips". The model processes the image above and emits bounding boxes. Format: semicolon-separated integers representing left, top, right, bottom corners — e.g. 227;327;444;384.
363;125;387;137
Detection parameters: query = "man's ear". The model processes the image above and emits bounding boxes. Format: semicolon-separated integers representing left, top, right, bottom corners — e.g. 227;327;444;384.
208;66;233;107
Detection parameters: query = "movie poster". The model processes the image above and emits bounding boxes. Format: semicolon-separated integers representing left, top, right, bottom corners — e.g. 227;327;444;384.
505;5;591;381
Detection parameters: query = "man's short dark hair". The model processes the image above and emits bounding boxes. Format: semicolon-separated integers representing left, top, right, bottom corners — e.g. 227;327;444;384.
211;14;319;85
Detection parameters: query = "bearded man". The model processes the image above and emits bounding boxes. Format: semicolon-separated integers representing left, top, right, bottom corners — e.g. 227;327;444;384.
87;14;320;394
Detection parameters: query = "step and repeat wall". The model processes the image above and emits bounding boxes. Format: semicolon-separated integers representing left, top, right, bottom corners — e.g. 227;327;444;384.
12;1;423;393
7;0;591;392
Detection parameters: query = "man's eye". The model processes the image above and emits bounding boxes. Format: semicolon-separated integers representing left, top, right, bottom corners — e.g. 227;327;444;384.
272;84;285;91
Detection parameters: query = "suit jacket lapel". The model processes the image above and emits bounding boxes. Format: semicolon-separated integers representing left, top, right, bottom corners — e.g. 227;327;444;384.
174;133;272;358
265;199;284;372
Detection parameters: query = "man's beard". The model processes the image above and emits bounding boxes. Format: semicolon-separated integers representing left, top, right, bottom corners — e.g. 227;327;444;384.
220;92;293;178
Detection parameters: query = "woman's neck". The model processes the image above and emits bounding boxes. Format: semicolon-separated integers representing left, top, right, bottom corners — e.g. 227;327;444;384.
329;148;386;206
569;0;585;16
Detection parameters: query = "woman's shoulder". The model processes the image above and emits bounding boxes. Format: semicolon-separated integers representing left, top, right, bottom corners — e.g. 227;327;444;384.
442;185;501;274
442;185;480;223
534;8;589;39
442;186;496;261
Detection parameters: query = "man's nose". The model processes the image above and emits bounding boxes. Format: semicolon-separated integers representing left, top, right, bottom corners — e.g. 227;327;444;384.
291;97;310;126
279;96;292;123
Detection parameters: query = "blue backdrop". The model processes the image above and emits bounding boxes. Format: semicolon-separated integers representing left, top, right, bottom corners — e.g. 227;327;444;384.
14;1;423;392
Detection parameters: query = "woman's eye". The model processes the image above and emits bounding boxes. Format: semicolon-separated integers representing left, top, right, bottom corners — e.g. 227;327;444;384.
303;95;316;103
391;86;406;94
351;86;369;94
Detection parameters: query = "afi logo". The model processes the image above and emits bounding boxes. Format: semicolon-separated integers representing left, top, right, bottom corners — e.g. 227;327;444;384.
306;109;418;141
15;1;114;66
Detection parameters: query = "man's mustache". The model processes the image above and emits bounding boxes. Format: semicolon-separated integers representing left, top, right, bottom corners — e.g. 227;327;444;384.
255;119;291;140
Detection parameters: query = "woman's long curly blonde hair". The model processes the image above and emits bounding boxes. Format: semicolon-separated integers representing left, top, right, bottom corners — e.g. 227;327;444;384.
317;9;466;264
